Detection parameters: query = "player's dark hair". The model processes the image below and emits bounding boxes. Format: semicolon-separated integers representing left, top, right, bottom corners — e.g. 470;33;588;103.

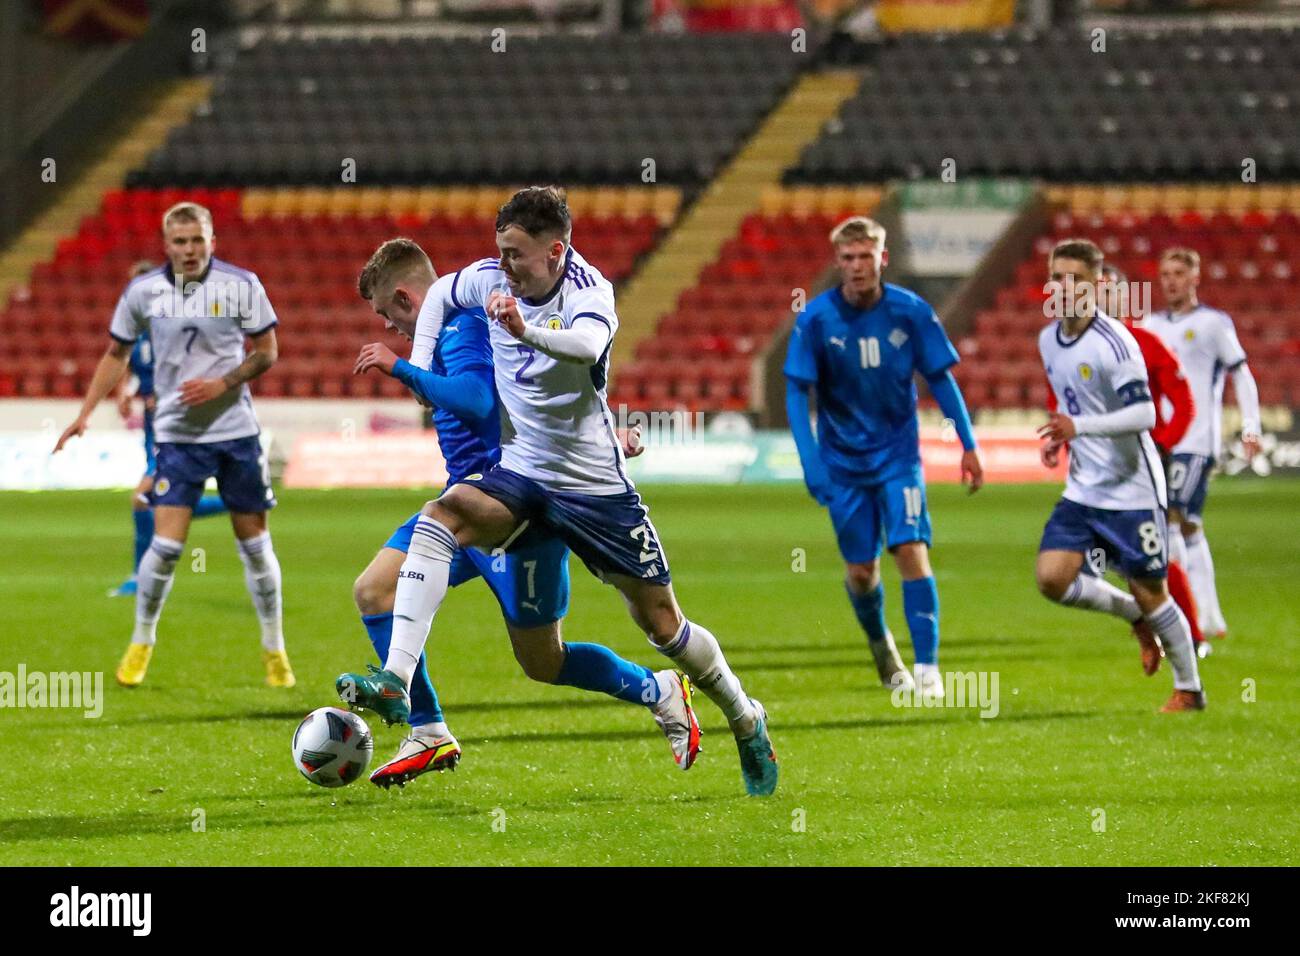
496;186;572;242
358;238;434;300
1050;238;1103;272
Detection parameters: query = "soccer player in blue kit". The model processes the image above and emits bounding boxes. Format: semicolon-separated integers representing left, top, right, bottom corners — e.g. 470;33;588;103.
785;216;984;698
345;238;699;788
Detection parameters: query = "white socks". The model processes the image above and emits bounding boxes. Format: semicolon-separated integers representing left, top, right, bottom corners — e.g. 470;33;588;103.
237;532;284;652
1145;598;1201;691
1061;574;1142;623
413;720;450;739
133;536;183;645
387;516;458;687
1167;523;1188;569
1184;528;1226;633
656;619;756;737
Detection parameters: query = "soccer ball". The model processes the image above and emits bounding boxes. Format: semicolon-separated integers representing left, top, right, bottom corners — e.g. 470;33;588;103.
292;706;373;788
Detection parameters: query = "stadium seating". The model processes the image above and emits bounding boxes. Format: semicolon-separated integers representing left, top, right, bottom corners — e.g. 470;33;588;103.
793;28;1300;182
0;188;668;398
131;33;808;188
608;186;883;412
956;190;1300;411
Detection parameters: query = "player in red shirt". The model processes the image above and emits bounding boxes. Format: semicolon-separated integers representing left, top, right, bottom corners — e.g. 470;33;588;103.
1045;265;1205;667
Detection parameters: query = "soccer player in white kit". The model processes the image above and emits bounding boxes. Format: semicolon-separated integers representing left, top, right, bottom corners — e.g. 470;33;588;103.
54;202;293;690
1034;240;1205;712
1142;248;1261;639
339;187;777;796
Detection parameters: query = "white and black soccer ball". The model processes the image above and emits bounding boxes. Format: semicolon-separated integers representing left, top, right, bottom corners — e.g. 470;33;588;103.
292;706;373;788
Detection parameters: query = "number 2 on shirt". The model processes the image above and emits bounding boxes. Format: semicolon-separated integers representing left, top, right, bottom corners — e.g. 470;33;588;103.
515;344;536;384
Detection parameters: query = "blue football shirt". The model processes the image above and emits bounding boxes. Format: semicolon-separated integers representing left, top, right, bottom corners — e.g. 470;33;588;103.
784;283;959;485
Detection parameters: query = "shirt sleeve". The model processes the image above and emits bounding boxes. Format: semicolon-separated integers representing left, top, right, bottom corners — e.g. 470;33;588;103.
1214;312;1248;370
911;303;961;377
446;258;501;312
783;313;818;384
410;273;458;372
1108;323;1151;393
109;286;144;344
518;316;611;365
243;276;278;336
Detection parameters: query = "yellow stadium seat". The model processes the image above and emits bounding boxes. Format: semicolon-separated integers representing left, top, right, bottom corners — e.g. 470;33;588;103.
1255;185;1286;212
413;187;442;218
1159;186;1194;214
652;189;681;225
787;186;819;218
325;189;362;217
444;188;476;217
1070;185;1102;214
817;186;853;216
759;186;785;217
241;189;274;220
853;185;882;213
297;188;330;217
1094;186;1125;213
1128;186;1160;213
590;187;621;219
620;188;651;219
1285;183;1300;212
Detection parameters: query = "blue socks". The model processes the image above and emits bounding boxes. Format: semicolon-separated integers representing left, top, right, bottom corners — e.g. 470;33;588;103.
131;508;154;573
556;642;659;706
361;612;443;726
846;582;888;643
902;577;940;666
194;495;227;518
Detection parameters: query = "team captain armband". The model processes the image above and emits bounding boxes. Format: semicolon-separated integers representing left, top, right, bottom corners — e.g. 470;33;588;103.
1117;380;1152;407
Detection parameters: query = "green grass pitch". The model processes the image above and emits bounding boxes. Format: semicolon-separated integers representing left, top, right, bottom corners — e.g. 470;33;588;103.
1;481;1296;866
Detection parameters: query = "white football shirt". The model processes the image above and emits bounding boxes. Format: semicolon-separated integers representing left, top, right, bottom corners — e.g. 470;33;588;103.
413;248;630;495
108;259;277;444
1141;304;1247;459
1039;314;1166;511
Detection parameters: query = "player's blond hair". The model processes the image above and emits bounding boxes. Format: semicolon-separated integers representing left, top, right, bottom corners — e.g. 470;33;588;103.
830;216;887;249
161;201;214;235
357;238;435;301
1049;238;1103;273
1160;247;1201;270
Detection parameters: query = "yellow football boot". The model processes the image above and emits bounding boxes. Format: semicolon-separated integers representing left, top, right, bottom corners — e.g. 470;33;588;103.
116;643;153;688
263;649;296;688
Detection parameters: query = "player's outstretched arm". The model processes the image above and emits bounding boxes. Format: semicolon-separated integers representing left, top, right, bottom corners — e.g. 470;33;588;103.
785;378;833;505
54;340;132;452
925;369;983;493
390;359;494;420
1230;362;1262;459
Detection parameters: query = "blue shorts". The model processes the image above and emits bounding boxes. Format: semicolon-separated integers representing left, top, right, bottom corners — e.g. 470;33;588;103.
152;436;275;513
385;511;570;629
1167;453;1213;520
826;464;932;563
459;466;671;586
1039;498;1168;580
